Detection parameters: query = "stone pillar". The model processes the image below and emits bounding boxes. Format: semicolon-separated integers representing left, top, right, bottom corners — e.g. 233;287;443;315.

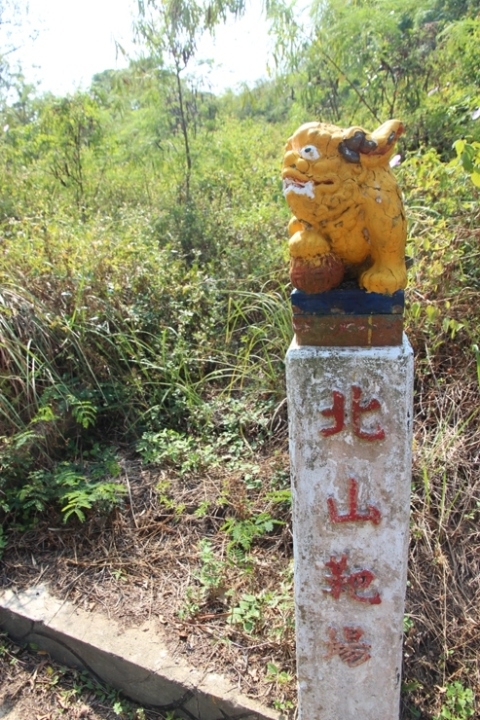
286;289;413;720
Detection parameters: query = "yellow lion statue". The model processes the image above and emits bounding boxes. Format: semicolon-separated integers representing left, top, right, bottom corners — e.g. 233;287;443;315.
282;119;407;295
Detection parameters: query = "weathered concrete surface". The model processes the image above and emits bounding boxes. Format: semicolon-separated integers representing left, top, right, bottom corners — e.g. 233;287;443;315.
0;702;23;720
286;335;413;720
0;585;278;720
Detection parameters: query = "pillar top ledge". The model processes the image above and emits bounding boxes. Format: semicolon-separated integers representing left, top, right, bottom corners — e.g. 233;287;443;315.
287;332;413;359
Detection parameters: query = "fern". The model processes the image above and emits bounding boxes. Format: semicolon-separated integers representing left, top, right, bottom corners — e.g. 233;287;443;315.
67;395;97;429
61;491;93;522
222;512;284;555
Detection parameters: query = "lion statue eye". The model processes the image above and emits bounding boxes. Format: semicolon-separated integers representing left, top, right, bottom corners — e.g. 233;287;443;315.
299;145;320;160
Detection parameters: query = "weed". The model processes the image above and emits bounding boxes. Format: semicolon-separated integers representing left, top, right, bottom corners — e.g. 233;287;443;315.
264;564;295;643
155;480;186;518
266;662;295;713
178;587;201;620
111;568;127;582
195;539;225;596
472;344;480;388
138;428;218;474
178;539;227;618
193;500;210;517
266;488;292;508
0;632;156;718
403;614;415;633
269;466;291;490
222;512;284;558
0;527;6;559
227;592;264;634
266;662;294;685
70;669;149;718
434;681;475;720
1;451;125;526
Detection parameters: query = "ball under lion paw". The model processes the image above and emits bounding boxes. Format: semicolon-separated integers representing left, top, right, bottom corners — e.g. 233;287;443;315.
290;253;344;294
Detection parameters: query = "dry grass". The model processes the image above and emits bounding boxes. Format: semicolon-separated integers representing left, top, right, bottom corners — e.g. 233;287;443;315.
402;336;480;718
1;334;479;720
1;444;295;712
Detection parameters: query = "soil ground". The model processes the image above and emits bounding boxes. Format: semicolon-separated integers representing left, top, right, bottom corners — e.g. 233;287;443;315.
1;448;295;718
1;355;480;720
0;628;168;719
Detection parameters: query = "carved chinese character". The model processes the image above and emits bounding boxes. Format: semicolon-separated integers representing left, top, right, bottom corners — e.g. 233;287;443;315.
324;626;372;667
323;555;381;605
319;386;385;441
351;385;385;441
320;390;345;436
327;478;381;526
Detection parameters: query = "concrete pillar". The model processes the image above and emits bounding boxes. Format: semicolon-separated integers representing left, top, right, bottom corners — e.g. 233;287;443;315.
286;331;413;719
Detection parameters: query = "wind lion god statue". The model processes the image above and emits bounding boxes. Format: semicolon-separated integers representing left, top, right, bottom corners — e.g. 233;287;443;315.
282;119;407;295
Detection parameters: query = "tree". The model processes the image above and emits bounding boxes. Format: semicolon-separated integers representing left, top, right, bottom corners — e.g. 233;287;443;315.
0;0;36;100
36;94;104;217
278;0;480;153
134;0;284;199
135;1;234;199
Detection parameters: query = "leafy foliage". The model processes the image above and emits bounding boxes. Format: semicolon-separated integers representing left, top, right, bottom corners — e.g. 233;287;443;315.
0;1;479;715
434;682;475;720
272;0;480;155
453;138;480;186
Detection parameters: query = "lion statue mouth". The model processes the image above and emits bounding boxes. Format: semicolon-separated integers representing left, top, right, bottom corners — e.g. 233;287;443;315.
283;175;336;200
283;176;316;198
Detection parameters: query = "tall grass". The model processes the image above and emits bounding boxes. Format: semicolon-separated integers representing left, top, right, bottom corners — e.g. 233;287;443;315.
0;180;292;526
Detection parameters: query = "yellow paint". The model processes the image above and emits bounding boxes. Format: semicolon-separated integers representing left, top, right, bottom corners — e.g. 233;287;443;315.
282;119;407;295
367;315;373;346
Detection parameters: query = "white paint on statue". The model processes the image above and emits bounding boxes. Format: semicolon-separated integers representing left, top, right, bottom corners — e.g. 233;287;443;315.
286;335;413;720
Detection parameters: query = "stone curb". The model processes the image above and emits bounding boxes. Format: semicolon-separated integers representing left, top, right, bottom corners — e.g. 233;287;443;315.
0;585;279;720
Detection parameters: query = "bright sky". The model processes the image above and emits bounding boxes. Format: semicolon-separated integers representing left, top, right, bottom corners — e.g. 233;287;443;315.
7;0;273;96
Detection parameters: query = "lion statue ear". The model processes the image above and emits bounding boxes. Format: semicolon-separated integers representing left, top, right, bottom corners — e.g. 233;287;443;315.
368;120;404;157
339;120;404;166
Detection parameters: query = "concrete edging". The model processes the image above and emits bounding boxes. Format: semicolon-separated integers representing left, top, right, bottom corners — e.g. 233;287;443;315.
0;585;279;720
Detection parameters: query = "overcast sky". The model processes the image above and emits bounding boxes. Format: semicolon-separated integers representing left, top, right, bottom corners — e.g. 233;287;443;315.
5;0;273;96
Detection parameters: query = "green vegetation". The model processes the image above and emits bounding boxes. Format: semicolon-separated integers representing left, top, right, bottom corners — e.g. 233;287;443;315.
434;682;475;720
0;1;479;718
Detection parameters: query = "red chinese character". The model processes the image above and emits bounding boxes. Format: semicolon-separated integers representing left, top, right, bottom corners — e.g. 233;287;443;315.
327;478;381;526
319;387;385;441
324;626;371;667
320;390;345;436
324;555;381;605
351;385;385;441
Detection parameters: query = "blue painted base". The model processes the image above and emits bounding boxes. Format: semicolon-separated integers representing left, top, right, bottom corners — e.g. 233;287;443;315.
291;287;404;316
